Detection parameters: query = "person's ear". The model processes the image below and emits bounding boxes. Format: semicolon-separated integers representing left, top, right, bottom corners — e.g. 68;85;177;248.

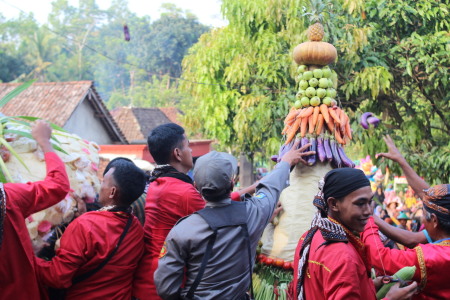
431;213;439;229
173;147;182;162
328;197;339;212
109;186;117;199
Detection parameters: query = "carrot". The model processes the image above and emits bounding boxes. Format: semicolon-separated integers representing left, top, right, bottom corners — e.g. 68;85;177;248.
300;117;308;138
335;127;345;145
328;107;341;124
345;120;353;140
319;104;330;123
339;109;348;134
308;114;315;134
316;114;324;135
326;116;334;132
299;106;314;119
312;106;320;128
284;108;298;125
285;117;302;144
282;124;290;135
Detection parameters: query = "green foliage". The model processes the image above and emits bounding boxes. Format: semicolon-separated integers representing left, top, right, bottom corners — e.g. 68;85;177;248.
181;0;450;184
0;0;207;109
182;0;309;158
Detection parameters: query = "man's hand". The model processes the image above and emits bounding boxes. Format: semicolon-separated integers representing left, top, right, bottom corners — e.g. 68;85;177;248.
31;120;54;153
376;135;404;164
270;201;283;224
281;139;315;167
385;282;418;300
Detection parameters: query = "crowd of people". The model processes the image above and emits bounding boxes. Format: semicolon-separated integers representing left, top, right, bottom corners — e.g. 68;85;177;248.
1;121;450;299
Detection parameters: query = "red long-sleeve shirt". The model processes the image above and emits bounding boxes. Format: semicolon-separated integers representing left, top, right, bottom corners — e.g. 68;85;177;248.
133;177;205;299
362;217;450;299
0;152;70;300
36;211;144;300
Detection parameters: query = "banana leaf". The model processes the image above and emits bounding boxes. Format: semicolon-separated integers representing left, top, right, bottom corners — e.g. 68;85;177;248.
0;79;36;108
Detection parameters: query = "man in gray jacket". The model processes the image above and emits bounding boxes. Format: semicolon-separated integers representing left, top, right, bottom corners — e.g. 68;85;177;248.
154;139;313;300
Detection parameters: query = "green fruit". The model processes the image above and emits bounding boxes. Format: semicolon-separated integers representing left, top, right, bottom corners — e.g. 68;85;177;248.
299;80;309;90
316;88;327;98
305;87;316;98
296;74;303;82
297;65;307;73
376;266;416;300
294;100;302;109
322;67;332;78
319;78;329;88
309;78;319;88
300;97;310;107
328;79;333;88
326;88;337;98
296;89;306;98
310;96;321;106
313;69;323;78
303;71;313;80
322;97;332;106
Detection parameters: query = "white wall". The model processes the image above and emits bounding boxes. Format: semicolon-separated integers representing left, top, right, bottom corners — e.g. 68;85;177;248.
64;99;114;145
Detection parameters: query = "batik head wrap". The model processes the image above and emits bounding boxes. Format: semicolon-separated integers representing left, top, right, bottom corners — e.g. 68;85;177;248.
296;168;370;300
423;184;450;222
0;183;6;249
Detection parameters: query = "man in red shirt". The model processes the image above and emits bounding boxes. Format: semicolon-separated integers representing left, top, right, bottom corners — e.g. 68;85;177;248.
0;120;70;299
36;158;147;299
134;123;205;299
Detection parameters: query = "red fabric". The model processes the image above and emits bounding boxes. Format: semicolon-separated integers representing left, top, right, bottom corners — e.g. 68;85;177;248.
134;177;205;299
0;152;70;300
362;217;450;299
230;191;241;202
36;211;144;300
295;230;376;300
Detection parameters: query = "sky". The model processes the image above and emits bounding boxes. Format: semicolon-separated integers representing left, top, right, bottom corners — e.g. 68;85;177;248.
0;0;227;27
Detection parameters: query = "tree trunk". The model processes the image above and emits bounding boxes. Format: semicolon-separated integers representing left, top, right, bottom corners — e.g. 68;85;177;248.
239;153;254;188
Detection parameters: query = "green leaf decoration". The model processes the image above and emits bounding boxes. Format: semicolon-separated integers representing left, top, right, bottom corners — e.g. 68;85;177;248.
0;79;36;108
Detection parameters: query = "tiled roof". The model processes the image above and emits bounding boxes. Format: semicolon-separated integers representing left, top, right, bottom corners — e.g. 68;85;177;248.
159;107;182;125
0;81;127;143
111;107;182;143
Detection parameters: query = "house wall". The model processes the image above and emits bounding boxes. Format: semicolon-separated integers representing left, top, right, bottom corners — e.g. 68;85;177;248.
64;99;114;144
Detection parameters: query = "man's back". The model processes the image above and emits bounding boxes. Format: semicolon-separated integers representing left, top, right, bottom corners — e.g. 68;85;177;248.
144;177;205;256
137;176;204;299
155;162;291;299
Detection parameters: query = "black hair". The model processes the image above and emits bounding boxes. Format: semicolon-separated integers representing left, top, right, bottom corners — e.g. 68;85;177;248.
103;157;133;176
147;123;185;165
424;209;450;235
109;160;147;207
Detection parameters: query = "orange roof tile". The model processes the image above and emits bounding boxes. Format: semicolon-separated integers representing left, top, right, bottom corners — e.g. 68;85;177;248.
0;81;127;143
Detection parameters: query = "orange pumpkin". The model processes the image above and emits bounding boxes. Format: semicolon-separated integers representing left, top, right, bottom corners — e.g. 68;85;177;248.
293;41;337;66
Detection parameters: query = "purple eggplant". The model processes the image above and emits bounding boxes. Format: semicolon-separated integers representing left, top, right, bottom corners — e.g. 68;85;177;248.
317;136;326;162
277;140;294;162
360;112;381;129
123;24;131;41
360;112;373;129
300;137;309;149
307;137;317;166
337;145;354;168
330;139;342;168
367;116;380;128
324;137;333;162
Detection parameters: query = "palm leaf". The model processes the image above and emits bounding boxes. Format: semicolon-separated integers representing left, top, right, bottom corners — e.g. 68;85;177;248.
3;129;68;155
15;116;67;132
0;155;14;182
0;136;31;173
0;79;36;108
